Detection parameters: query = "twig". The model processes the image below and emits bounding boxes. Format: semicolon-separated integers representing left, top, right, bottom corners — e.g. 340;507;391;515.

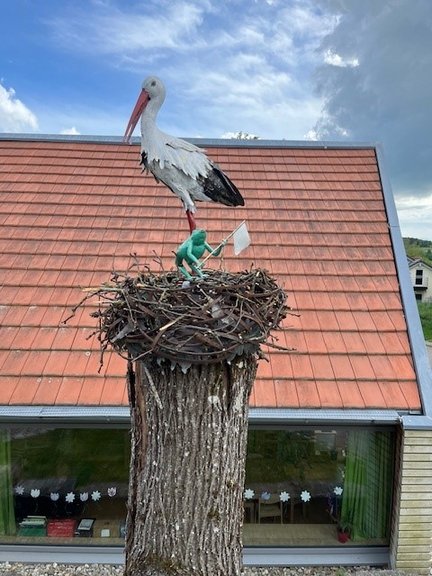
66;266;291;367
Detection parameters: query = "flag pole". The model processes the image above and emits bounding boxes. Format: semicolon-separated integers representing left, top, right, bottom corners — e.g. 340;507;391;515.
197;220;246;268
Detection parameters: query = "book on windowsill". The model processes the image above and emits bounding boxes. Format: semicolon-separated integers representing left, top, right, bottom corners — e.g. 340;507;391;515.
20;516;47;526
76;518;95;537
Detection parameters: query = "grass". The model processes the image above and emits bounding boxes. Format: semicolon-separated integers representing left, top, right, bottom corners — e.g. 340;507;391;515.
418;302;432;341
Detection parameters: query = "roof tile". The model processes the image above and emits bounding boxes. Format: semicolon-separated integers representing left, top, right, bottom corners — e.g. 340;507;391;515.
336;382;365;408
329;355;355;380
294;381;321;408
0;326;21;349
78;376;105;405
55;377;85;405
399;380;424;411
99;377;128;406
32;376;63;405
310;355;335;380
358;380;388;408
0;376;19;404
0;139;422;411
378;381;411;409
9;377;38;404
20;351;50;375
253;378;277;407
322;332;347;354
290;354;314;379
43;351;73;376
315;380;343;408
273;379;300;408
350;355;378;380
2;350;30;374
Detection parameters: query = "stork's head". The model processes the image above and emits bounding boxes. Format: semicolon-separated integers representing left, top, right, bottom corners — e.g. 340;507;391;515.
123;76;166;143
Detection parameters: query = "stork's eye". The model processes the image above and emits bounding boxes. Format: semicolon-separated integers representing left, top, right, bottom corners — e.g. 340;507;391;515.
151;80;156;87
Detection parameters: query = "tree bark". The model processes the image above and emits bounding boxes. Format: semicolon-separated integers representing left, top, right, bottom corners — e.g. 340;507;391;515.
125;356;257;576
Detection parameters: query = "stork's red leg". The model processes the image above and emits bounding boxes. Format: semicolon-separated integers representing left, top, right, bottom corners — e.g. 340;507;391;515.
186;210;196;234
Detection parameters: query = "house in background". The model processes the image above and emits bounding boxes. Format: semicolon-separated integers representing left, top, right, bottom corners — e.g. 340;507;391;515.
408;258;432;302
1;134;432;573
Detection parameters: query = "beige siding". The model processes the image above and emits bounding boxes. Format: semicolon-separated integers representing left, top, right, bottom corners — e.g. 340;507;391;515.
392;429;432;575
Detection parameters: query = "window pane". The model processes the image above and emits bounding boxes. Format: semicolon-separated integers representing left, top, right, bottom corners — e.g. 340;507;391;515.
0;427;129;545
243;428;394;546
0;426;394;548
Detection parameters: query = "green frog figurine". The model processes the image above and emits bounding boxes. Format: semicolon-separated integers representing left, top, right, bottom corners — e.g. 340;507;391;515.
175;229;225;280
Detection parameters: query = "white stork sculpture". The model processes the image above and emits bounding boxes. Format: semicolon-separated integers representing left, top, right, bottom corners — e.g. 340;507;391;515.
123;76;244;233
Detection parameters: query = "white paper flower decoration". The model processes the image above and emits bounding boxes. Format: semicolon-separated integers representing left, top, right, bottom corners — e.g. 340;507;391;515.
300;490;311;502
244;488;255;500
334;486;343;496
280;491;290;502
15;485;24;496
80;492;89;502
50;492;60;501
30;489;40;498
260;491;271;501
65;492;75;503
91;490;101;502
107;487;117;497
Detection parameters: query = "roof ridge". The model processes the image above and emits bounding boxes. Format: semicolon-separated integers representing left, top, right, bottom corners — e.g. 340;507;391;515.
0;132;377;149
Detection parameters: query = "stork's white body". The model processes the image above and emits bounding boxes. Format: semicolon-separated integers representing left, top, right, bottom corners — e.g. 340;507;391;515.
141;115;212;212
124;76;244;227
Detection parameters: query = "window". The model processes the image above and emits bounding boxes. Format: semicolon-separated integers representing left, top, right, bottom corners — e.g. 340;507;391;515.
0;425;394;548
0;427;129;545
243;428;394;546
415;269;424;285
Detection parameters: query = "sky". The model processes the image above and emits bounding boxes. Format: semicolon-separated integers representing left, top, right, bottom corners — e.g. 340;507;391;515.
1;0;431;240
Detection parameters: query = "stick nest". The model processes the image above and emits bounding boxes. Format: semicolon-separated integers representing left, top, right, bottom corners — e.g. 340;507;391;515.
78;268;290;369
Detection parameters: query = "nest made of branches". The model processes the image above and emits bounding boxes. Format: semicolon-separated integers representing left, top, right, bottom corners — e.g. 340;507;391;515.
75;267;290;369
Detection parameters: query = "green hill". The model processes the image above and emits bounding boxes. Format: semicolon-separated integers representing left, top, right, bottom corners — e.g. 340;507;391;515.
403;237;432;267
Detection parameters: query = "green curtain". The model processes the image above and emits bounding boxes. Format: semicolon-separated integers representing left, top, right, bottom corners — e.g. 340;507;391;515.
0;430;16;535
340;430;392;541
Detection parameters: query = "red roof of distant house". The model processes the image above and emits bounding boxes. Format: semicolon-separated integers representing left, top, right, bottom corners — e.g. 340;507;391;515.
0;137;421;411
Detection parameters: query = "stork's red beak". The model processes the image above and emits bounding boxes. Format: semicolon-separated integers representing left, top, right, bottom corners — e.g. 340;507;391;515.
123;90;150;144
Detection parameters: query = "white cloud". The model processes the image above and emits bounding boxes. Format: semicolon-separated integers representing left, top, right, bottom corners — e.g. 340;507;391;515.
43;0;333;139
304;129;318;140
313;0;432;209
323;49;359;68
0;83;38;132
47;2;207;57
159;2;333;139
395;193;432;241
60;126;80;135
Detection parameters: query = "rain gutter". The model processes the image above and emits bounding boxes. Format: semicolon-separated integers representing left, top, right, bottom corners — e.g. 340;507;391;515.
0;405;403;426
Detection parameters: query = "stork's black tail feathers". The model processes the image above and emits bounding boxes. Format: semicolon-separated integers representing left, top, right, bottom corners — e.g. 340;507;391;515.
200;166;244;207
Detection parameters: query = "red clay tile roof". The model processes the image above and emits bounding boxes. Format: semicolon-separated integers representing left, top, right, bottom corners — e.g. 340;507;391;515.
0;137;421;411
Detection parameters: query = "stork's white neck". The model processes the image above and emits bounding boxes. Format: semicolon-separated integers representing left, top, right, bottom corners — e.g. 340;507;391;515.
141;102;159;144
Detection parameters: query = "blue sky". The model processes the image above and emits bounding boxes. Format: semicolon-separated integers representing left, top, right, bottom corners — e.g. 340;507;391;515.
1;0;431;240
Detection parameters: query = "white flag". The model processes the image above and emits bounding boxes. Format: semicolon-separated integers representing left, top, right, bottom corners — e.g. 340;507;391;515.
233;221;251;255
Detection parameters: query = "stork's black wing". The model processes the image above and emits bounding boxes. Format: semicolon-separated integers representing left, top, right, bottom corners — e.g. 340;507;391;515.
199;166;244;207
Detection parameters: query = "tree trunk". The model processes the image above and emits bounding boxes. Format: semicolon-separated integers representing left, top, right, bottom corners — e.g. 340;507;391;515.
125;356;257;576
